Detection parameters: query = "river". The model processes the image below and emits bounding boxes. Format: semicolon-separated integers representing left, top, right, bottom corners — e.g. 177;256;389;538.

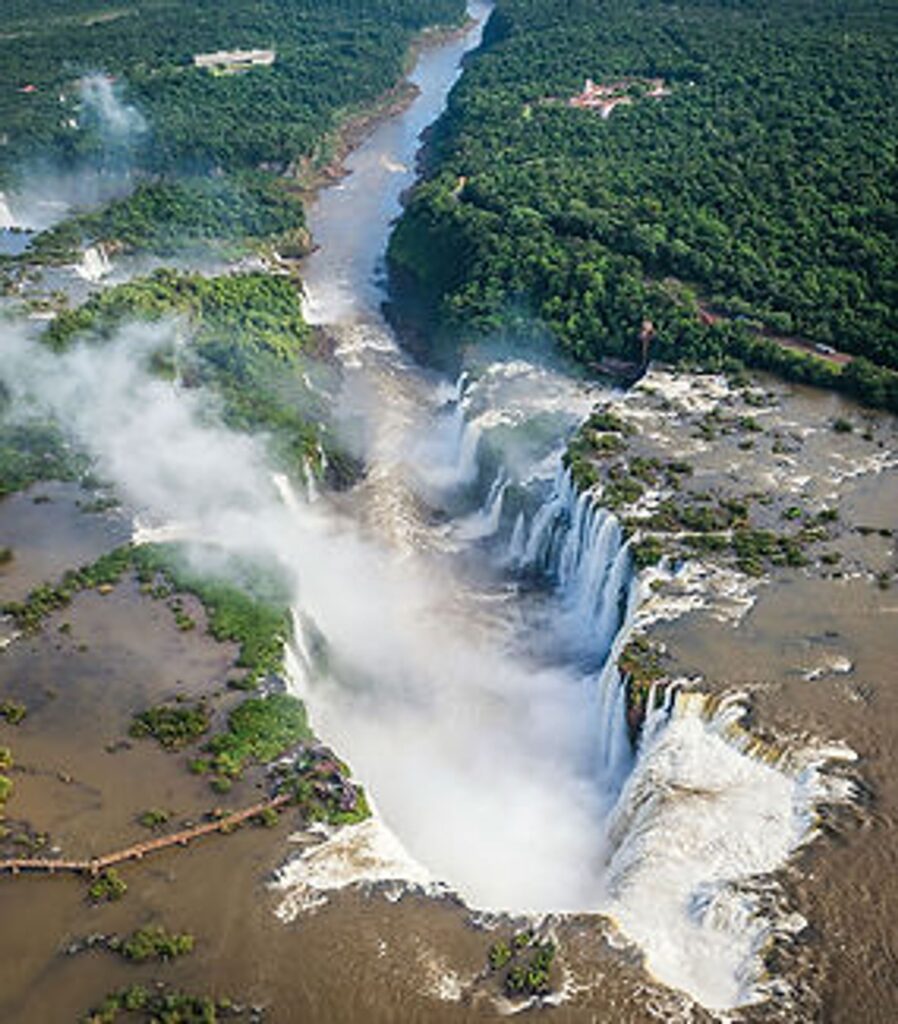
0;3;884;1020
271;1;854;1015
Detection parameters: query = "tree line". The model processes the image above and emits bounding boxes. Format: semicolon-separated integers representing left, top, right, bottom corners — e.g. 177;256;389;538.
388;0;898;412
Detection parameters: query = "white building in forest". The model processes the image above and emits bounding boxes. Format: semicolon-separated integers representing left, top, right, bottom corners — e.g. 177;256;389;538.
193;49;276;73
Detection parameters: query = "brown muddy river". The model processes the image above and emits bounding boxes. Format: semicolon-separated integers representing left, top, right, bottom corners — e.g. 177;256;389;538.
1;2;897;1022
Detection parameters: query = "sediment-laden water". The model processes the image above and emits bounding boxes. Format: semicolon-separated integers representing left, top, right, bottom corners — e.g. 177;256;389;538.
263;2;859;1012
1;4;893;1021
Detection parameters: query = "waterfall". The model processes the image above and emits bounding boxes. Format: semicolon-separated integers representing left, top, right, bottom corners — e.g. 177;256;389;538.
639;680;679;752
593;567;643;793
272;471;306;517
285;607;316;699
590;537;633;653
0;192;15;230
452;417;482;487
76;242;112;282
516;467;571;569
511;465;633;655
506;462;640;794
455;470;508;541
506;511;526;565
413;373;482;491
302;458;320;503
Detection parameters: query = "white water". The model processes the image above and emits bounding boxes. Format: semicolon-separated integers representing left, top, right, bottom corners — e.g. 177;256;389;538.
265;4;856;1006
453;469;507;541
0;0;856;1012
602;693;856;1009
511;465;634;660
0;192;15;230
76;242;112;282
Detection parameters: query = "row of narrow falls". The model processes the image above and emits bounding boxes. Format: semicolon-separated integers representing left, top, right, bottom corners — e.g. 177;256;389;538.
0;1;857;1014
274;352;850;1012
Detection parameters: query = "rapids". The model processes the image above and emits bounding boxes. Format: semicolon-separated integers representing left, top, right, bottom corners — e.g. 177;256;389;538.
0;1;856;1014
270;1;854;1012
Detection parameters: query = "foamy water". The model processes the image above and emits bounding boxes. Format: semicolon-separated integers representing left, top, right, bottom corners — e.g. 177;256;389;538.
0;2;863;1013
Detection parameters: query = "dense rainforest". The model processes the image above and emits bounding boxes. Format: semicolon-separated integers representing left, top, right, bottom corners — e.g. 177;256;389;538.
0;0;466;179
0;0;467;261
389;0;898;411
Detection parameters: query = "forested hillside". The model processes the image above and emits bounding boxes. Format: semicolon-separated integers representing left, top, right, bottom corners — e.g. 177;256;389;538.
0;0;466;177
389;0;898;410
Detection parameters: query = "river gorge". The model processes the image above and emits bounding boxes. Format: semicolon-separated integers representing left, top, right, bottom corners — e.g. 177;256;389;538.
0;3;896;1022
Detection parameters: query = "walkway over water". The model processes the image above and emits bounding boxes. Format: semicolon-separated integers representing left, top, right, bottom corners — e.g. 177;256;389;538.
0;793;291;877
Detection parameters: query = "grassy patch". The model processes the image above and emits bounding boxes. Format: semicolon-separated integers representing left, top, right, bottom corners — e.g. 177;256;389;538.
205;694;311;779
129;703;210;749
88;868;128;904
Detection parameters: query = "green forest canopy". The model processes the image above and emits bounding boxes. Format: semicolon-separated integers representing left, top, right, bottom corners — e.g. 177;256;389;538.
0;0;466;178
389;0;898;410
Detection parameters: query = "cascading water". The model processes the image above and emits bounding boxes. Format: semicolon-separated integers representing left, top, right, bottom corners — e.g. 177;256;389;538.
202;0;852;1010
76;242;112;282
495;461;641;799
510;464;634;663
453;469;508;541
0;0;858;1014
411;382;483;492
0;192;15;230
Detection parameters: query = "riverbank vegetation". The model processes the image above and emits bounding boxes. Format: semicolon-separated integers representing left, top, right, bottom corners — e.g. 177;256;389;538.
43;268;357;485
0;0;467;280
201;693;311;780
0;541;370;817
82;983;245;1024
1;0;466;182
272;744;371;827
389;0;898;411
2;542;292;686
27;175;309;264
0;419;89;497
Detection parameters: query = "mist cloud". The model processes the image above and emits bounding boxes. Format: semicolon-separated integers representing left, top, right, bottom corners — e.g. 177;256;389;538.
79;73;148;146
0;319;608;910
0;74;147;231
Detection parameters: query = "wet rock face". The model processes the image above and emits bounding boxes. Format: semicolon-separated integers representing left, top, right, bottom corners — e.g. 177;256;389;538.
270;743;370;826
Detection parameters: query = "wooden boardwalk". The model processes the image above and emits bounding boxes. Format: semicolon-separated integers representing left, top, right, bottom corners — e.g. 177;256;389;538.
0;793;291;877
